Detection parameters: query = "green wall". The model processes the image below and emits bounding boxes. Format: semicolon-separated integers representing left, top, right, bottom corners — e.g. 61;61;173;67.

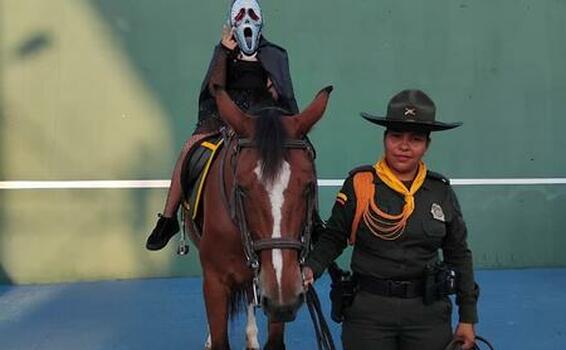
1;0;565;284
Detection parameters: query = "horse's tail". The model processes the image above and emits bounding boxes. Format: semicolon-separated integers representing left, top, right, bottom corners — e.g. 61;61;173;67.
228;282;252;320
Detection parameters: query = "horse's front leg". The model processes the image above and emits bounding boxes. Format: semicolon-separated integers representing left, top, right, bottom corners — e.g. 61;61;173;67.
263;321;285;350
203;275;231;350
245;303;260;350
204;325;212;350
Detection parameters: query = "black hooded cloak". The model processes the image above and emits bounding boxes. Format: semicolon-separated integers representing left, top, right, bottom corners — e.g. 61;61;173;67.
197;37;299;129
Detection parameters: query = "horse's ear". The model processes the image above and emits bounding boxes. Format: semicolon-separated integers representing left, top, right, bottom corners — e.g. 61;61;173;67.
213;85;253;137
288;86;333;137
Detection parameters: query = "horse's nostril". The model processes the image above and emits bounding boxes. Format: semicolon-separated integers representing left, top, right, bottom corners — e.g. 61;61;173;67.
261;295;304;323
272;304;299;322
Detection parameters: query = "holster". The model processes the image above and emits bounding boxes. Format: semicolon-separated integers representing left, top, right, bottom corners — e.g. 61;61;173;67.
328;263;356;323
423;261;457;305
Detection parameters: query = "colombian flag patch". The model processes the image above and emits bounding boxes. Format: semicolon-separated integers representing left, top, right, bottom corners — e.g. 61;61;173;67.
336;192;348;206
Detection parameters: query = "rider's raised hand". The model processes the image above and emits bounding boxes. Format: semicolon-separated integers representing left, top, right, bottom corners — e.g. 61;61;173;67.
221;25;237;51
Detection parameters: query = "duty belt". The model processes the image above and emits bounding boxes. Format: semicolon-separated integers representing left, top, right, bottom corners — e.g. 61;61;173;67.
356;274;424;298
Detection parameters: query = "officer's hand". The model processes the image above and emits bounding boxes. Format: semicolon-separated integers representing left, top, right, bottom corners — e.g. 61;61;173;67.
302;266;314;289
454;322;476;349
221;25;237;51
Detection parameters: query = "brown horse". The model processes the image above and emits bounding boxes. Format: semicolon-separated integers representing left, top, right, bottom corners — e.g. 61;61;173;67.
183;85;332;350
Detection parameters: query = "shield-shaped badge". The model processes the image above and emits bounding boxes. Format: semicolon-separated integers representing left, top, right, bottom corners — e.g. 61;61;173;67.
430;203;445;222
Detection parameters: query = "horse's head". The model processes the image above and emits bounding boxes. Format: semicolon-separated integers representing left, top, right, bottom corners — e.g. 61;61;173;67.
215;86;332;322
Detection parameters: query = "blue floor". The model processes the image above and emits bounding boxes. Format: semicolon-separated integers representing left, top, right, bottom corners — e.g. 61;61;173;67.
1;268;565;350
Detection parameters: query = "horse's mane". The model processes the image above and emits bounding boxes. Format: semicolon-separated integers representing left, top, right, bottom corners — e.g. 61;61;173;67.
253;108;288;183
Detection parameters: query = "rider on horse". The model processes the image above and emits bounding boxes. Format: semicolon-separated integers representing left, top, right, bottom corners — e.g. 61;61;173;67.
146;0;323;251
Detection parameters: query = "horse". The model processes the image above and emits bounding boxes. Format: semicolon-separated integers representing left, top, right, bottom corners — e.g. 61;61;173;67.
182;85;332;350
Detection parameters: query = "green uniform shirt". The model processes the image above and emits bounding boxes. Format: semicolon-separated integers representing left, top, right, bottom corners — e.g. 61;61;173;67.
306;166;479;323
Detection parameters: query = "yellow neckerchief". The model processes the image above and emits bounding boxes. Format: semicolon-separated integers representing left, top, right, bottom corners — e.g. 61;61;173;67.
349;158;427;243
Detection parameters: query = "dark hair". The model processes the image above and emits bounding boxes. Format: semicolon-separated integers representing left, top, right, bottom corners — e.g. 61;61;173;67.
253;108;288;183
384;128;431;141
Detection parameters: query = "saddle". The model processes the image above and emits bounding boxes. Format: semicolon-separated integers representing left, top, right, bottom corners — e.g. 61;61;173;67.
180;133;224;233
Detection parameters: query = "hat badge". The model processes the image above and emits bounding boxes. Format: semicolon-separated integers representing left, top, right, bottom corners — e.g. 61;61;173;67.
404;106;417;118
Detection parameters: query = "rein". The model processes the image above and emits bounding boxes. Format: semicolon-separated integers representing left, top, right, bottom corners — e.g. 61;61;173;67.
444;335;495;350
306;286;337;350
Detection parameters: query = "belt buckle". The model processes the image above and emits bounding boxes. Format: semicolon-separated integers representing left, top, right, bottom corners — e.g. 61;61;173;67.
387;280;409;297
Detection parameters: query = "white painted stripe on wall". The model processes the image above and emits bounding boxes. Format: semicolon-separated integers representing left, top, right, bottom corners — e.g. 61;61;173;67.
317;179;344;187
1;178;566;190
0;180;170;189
450;178;566;185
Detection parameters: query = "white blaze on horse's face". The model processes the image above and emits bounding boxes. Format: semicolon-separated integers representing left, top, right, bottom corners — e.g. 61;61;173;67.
254;160;291;303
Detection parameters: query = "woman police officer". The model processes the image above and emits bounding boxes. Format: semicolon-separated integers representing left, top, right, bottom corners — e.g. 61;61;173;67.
303;89;479;350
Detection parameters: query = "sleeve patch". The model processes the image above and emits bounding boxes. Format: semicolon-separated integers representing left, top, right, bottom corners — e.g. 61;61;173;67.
336;192;348;205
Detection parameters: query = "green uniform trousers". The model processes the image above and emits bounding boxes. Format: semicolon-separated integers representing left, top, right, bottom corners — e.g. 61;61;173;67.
342;290;453;350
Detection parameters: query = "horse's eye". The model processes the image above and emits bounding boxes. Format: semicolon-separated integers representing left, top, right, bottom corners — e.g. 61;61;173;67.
237;185;249;197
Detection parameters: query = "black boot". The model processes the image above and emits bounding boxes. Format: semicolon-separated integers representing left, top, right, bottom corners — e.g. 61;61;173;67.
146;214;180;251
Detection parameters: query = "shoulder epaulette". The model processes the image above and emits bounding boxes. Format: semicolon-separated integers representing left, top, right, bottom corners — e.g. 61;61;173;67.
426;171;450;185
348;165;375;177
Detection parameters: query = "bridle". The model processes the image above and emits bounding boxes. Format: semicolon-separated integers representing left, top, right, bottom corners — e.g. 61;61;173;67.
220;131;317;304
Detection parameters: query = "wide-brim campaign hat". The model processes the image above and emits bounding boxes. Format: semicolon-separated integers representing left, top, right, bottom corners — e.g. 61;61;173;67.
361;89;462;132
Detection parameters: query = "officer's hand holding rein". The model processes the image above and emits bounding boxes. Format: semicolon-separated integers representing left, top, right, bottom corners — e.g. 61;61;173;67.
455;322;475;349
302;266;315;289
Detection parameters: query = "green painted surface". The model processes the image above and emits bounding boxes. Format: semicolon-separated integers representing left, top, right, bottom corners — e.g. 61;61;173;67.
1;0;566;284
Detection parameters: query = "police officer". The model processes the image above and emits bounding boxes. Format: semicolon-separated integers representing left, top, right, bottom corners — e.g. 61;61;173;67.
303;89;479;349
